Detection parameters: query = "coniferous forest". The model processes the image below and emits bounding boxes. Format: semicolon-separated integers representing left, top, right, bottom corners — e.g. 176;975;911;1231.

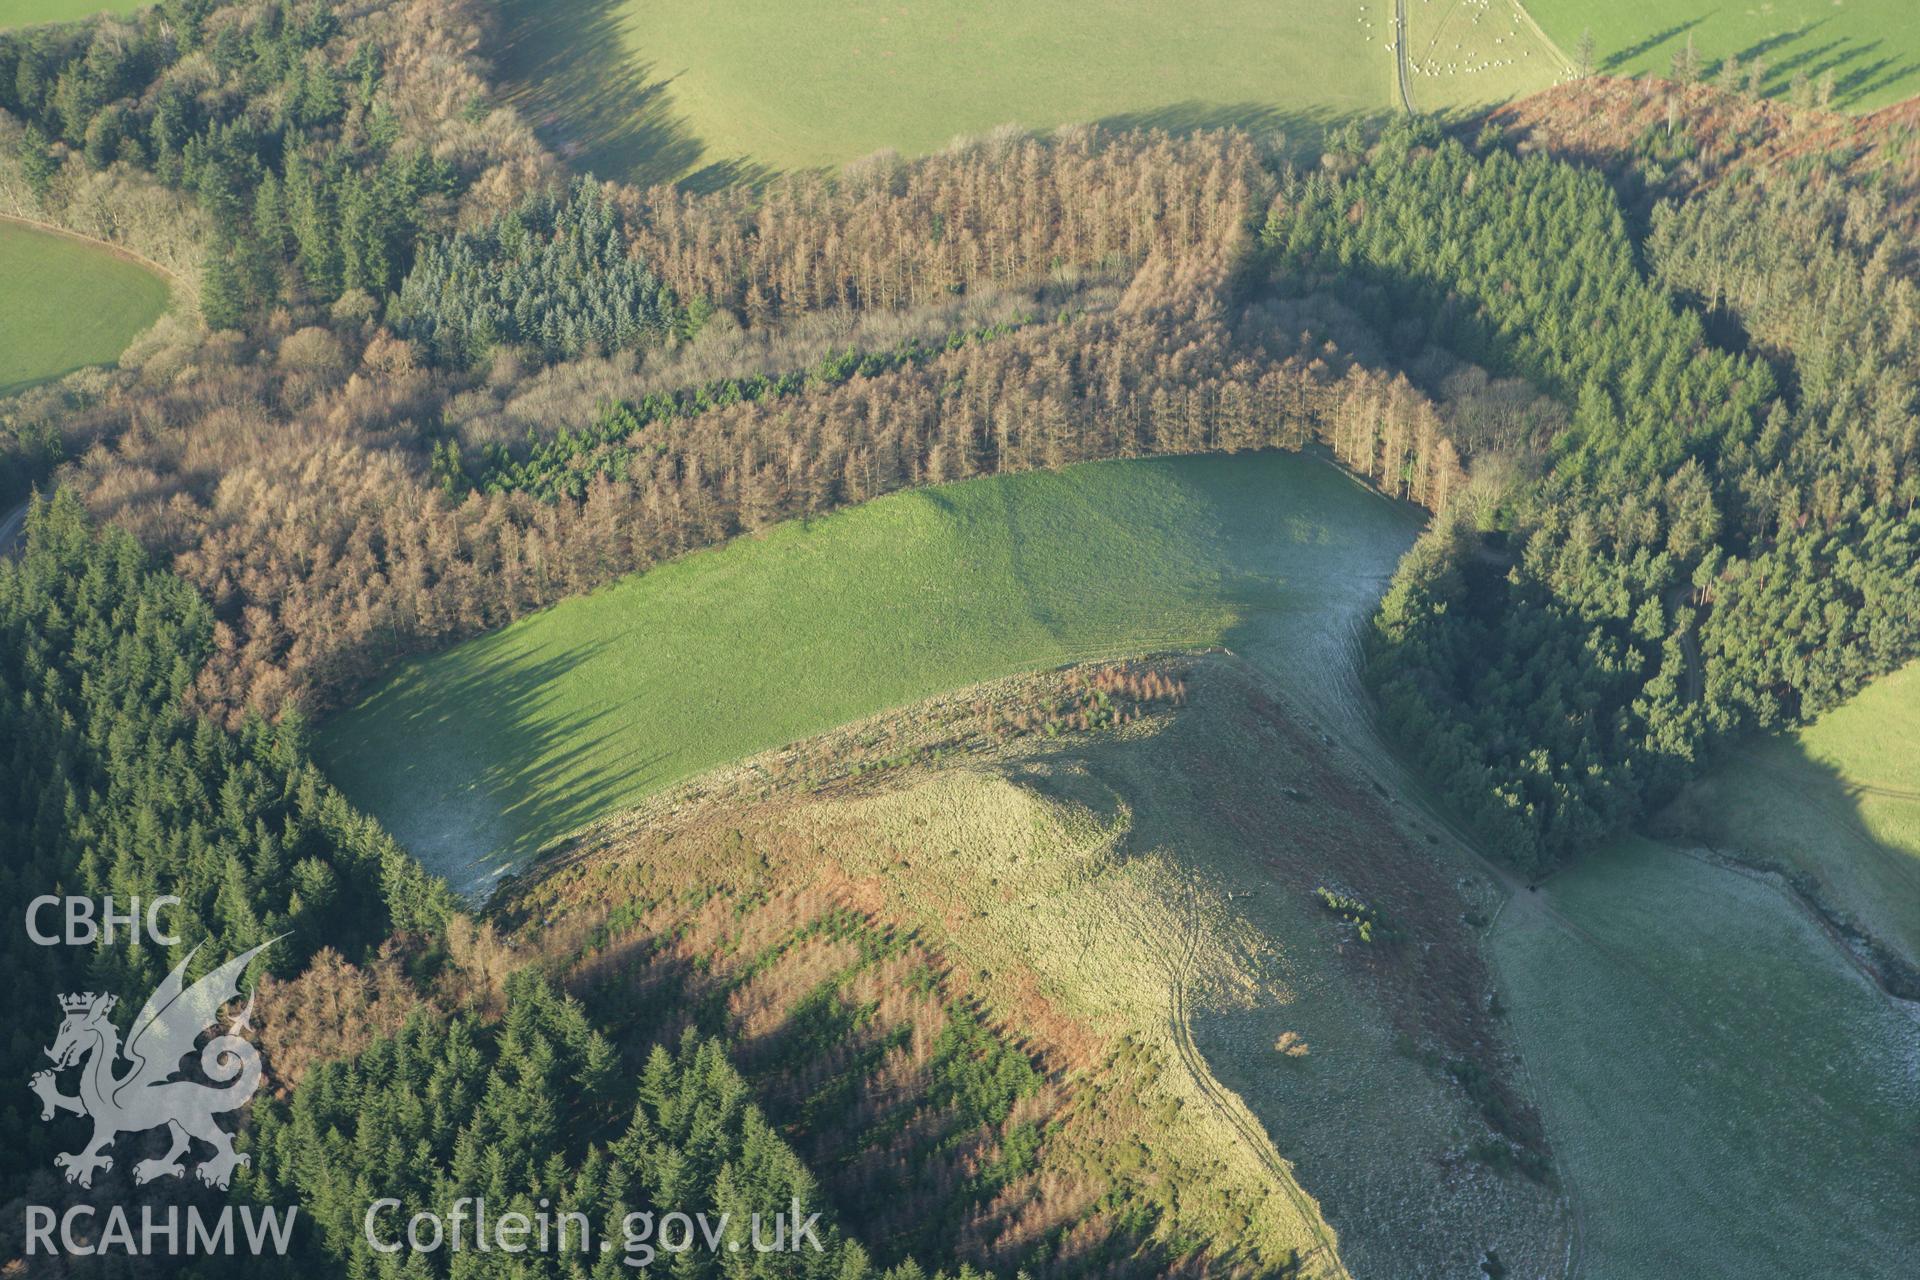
1283;126;1918;870
392;177;681;367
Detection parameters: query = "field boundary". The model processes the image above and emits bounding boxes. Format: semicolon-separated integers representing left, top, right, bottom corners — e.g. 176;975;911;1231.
1675;841;1920;1013
0;212;185;288
1509;1;1576;79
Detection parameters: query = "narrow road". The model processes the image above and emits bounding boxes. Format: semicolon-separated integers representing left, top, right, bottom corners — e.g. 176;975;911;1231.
1393;0;1415;113
1663;583;1705;703
0;497;29;558
1169;899;1351;1279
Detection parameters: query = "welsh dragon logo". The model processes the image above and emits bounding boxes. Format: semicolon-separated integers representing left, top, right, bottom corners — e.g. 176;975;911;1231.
30;939;277;1191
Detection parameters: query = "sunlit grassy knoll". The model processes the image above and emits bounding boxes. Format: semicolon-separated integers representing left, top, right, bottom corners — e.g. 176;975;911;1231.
314;451;1420;896
0;220;169;396
505;657;1567;1278
1490;836;1920;1279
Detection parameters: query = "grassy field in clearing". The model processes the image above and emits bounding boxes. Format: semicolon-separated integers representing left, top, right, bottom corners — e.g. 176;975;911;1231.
314;452;1420;896
1491;837;1920;1278
494;0;1419;184
1665;660;1920;970
0;221;169;396
1523;0;1920;110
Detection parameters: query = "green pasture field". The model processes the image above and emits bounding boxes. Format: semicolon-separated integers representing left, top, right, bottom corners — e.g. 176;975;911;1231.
493;0;1429;184
1403;0;1568;109
0;0;141;27
1672;660;1920;968
0;220;169;396
315;451;1420;895
1491;837;1920;1276
1524;0;1920;109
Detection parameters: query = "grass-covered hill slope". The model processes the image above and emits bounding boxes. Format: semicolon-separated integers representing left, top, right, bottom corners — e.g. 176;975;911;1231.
0;220;168;395
315;451;1420;895
499;655;1568;1279
1492;836;1920;1278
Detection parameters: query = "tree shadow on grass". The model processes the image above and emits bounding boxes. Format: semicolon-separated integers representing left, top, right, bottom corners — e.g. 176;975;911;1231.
1094;100;1388;160
1747;30;1920;105
492;0;775;190
1699;19;1920;107
1654;730;1920;998
490;0;1384;189
1831;51;1920;109
1601;16;1711;72
316;634;678;899
1728;20;1822;67
1584;17;1920;109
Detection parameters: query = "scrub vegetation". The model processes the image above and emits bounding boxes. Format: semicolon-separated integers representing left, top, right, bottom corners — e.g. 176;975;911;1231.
492;656;1566;1278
